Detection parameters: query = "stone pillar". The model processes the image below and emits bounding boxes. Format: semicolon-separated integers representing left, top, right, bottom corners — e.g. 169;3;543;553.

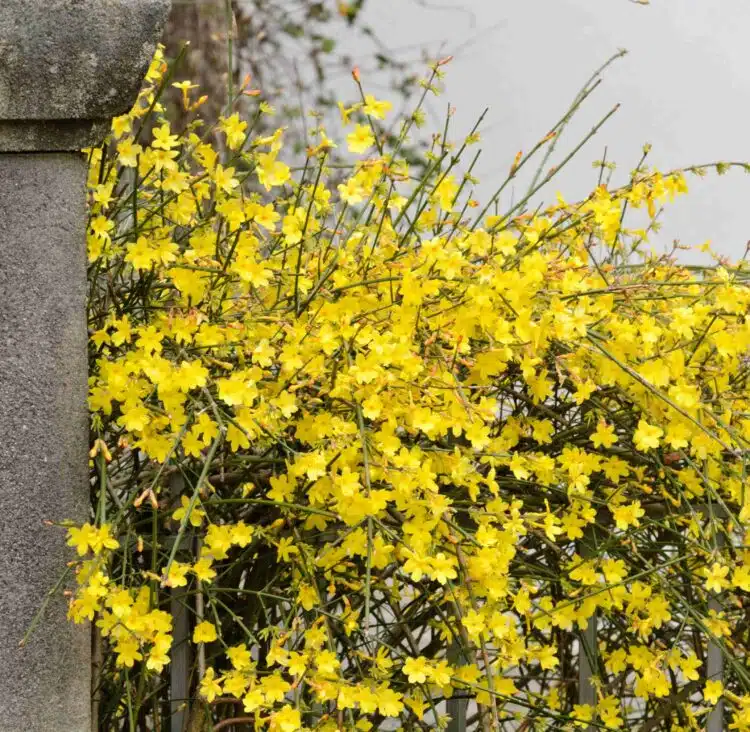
0;3;169;731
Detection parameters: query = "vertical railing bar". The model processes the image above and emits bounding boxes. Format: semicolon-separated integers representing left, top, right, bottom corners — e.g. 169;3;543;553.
706;606;724;732
169;472;191;732
579;524;598;730
579;618;598;707
706;506;726;732
447;639;468;732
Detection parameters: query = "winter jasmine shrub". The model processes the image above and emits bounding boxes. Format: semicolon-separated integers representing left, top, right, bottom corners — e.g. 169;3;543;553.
72;46;750;730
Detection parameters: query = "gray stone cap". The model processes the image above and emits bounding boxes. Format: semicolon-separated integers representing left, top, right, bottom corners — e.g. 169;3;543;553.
0;0;171;151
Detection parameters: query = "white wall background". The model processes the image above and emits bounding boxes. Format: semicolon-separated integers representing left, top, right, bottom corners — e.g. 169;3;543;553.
331;0;750;261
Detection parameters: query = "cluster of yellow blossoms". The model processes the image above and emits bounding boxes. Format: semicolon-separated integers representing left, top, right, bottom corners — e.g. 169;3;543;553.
69;46;750;730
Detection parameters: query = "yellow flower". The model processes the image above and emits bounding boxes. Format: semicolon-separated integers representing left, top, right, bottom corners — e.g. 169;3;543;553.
297;584;317;611
434;175;458;211
315;649;340;676
107;588;133;619
193;620;218;644
533;645;559;670
376;684;404;717
191;557;217;583
705;679;724;705
164;561;190;588
205;524;234;559
572;704;594;726
347;124;375;154
230;521;254;547
151;122;179;150
256;152;291;190
704;562;730;593
633;419;663;451
261;674;291;702
597;695;623;728
199;668;222;702
591;420;618;448
242;688;264;712
338;177;366;204
115;638;143;668
734;564;750;592
219;112;248;150
111;114;132;138
213;163;239;194
276;536;299;562
117;137;143;168
90;214;114;242
172;495;205;527
402;656;430;684
67;524;99;556
250;202;280;231
611;501;645;531
679;652;702;681
270;705;301;732
363;94;393;119
227;644;253;670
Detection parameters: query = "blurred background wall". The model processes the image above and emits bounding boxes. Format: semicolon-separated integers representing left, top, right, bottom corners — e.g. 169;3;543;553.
165;0;750;261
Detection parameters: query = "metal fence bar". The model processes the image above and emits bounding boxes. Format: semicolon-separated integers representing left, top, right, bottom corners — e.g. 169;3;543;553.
707;509;726;732
579;526;598;730
579;616;598;708
169;473;191;732
447;640;468;732
706;605;724;732
446;694;468;732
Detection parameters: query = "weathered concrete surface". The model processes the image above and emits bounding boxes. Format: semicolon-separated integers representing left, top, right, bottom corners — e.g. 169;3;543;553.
0;155;90;731
0;0;171;151
0;3;170;728
0;120;112;154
